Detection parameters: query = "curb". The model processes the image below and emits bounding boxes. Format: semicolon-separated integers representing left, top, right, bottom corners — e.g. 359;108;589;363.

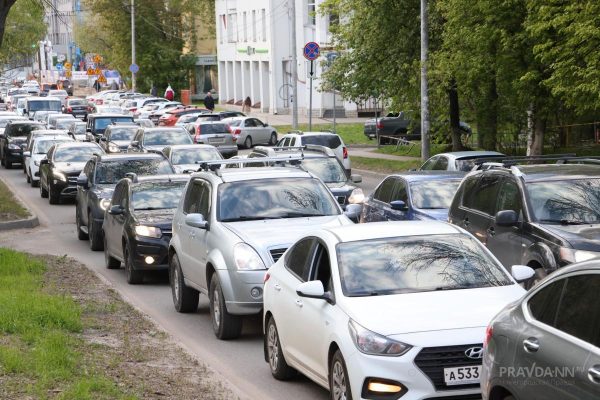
0;177;40;231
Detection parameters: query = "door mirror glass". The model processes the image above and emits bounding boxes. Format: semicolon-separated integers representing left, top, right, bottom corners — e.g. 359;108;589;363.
390;200;408;211
496;210;519;226
350;174;362;183
108;205;124;215
185;213;208;229
511;265;535;283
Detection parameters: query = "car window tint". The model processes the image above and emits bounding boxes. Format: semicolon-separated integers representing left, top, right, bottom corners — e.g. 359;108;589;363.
245;119;256;127
528;280;564;326
461;175;479;208
183;181;205;214
285;238;315;282
391;180;408;203
282;138;290;147
253;119;264;127
373;178;397;203
496;179;522;215
468;174;502;214
554;274;600;344
433;156;449;170
309;242;332;292
197;182;210;216
420;156;438;170
302;135;342;149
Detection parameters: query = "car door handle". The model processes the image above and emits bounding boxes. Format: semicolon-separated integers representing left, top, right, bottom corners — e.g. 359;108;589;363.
295;300;303;308
588;365;600;383
273;284;281;292
523;337;540;353
487;227;496;237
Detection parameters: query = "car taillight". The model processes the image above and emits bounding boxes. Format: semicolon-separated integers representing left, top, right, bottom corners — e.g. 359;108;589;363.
194;126;201;142
376;121;383;129
233;128;241;135
343;146;348;159
67;107;72;112
131;108;137;113
264;272;270;283
96;99;103;105
87;106;93;111
483;325;493;348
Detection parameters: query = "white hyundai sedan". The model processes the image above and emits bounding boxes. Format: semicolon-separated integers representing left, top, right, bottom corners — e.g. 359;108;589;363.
263;221;534;400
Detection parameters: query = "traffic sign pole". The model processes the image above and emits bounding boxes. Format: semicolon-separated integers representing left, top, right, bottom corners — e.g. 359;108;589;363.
131;0;136;92
309;60;314;131
303;42;320;133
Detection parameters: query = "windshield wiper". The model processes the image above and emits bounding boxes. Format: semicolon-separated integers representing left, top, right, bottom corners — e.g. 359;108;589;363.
135;207;171;211
278;212;328;218
538;219;589;225
221;215;283;222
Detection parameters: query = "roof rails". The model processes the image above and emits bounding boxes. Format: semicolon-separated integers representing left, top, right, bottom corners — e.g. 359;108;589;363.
286;130;303;135
473;153;578;170
196;155;305;172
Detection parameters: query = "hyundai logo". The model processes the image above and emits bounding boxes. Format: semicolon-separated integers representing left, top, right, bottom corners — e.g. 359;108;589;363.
465;346;484;359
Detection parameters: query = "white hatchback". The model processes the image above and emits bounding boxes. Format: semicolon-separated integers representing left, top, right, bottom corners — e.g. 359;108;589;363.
277;131;351;173
263;221;534;400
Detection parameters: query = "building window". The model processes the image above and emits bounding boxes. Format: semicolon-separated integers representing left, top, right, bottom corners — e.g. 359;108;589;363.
227;12;238;43
252;10;257;42
243;12;248;42
261;9;266;42
307;1;316;26
219;14;224;43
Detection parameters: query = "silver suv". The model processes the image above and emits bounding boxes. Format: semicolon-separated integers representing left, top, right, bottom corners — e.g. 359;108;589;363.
168;159;360;339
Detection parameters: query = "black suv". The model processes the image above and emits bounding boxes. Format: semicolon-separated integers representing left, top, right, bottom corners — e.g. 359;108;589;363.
86;113;135;142
76;152;176;250
99;124;139;153
102;174;190;284
448;162;600;286
0;120;45;168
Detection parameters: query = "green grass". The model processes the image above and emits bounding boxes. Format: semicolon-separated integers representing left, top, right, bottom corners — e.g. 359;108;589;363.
0;249;133;399
274;123;370;145
0;179;29;221
351;156;421;173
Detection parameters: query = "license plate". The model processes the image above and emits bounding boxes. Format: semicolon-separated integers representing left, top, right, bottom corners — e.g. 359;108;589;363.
443;366;481;386
208;138;223;144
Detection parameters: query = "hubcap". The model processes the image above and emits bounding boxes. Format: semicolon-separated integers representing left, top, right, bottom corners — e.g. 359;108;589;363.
212;289;221;328
267;322;279;371
332;360;347;400
173;265;180;301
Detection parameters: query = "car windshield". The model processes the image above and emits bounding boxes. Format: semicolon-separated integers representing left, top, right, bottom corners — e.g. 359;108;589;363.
527;179;600;224
54;146;99;162
7;124;43;137
171;148;222;165
143;130;192;146
132;181;186;210
95;159;174;184
28;100;62;112
337;234;512;297
35;139;70;154
56;119;75;129
218;177;340;222
302;157;347;183
302;135;342;149
68;99;86;106
0;118;22;128
109;127;137;141
49;90;67;96
410;179;462;209
72;124;86;134
94;117;134;132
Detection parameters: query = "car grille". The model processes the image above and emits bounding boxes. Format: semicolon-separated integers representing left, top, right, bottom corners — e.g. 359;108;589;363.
67;176;78;185
269;248;287;263
414;344;483;391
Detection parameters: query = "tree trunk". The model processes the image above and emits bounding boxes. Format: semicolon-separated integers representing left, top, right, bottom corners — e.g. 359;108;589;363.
0;1;17;48
476;79;498;150
528;111;546;156
448;79;465;151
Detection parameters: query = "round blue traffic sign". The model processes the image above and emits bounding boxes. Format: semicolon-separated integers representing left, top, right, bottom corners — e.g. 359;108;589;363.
129;63;139;74
303;42;320;61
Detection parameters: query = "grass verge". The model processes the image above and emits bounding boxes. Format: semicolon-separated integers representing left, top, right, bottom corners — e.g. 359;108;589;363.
374;142;453;158
275;123;370;145
0;179;29;222
351;156;421;174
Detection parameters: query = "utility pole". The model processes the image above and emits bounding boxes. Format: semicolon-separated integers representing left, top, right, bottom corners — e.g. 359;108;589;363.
420;0;430;161
131;0;136;92
289;0;299;129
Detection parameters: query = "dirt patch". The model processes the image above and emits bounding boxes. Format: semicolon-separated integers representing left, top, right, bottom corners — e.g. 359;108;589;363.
1;254;238;400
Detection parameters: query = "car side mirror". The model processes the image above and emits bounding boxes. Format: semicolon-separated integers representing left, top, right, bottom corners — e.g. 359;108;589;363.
77;175;89;189
344;203;362;222
99;137;107;141
390;200;408;211
108;205;124;215
185;213;209;229
511;265;535;283
40;158;49;165
496;210;519;227
350;174;362;183
296;281;334;304
23;151;31;157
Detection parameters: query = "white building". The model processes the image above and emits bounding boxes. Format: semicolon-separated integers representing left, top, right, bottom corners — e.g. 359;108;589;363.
215;0;357;117
44;0;76;63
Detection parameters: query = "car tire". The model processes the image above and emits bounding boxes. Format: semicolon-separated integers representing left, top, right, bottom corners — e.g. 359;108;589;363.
169;253;199;313
266;317;296;380
76;206;88;240
104;235;120;269
124;244;143;284
244;136;252;149
209;273;242;340
5;159;12;169
269;132;277;146
48;182;60;204
40;179;48;198
88;210;103;251
329;350;352;400
26;170;30;183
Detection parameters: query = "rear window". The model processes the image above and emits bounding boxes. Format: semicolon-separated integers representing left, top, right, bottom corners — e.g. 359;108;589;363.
302;135;342;149
200;123;228;134
94;117;135;132
6;123;44;137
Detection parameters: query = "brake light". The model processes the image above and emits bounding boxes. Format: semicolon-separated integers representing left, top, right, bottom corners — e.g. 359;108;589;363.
233;128;241;136
130;108;137;113
67;107;72;113
264;272;270;283
194;125;201;143
343;146;348;159
96;99;103;105
483;325;493;348
376;121;383;129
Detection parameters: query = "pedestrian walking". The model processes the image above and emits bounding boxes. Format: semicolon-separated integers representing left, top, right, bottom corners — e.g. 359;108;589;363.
150;84;157;97
204;92;215;112
242;96;252;114
165;84;175;101
93;79;101;92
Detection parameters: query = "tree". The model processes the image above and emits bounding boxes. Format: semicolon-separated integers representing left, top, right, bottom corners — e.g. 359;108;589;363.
0;0;45;68
0;0;17;48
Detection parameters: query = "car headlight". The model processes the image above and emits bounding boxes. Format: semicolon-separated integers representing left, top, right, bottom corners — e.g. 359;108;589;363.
53;171;67;181
559;247;599;263
347;188;365;204
348;320;412;356
233;243;266;270
99;198;111;210
8;143;20;150
108;143;120;153
135;225;162;238
34;159;41;166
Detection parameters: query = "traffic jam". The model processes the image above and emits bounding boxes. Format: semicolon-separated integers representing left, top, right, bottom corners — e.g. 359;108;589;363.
1;83;599;400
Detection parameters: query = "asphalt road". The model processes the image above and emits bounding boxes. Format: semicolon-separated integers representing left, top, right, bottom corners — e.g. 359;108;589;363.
0;164;384;400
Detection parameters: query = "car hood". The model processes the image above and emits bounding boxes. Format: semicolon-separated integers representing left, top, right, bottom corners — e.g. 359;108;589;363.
54;162;87;174
93;184;115;199
414;208;449;221
342;284;525;337
535;222;600;251
144;145;167;151
135;209;175;228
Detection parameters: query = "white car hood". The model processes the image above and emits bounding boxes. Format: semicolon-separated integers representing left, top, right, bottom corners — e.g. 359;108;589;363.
343;285;525;337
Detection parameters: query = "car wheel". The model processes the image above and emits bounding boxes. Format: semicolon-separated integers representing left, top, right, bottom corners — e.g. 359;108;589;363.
266;317;296;380
88;210;103;251
169;253;199;313
48;182;60;204
40;179;48;198
269;132;277;146
124;244;143;284
104;235;120;269
329;350;352;400
209;273;242;340
244;136;252;149
76;206;88;240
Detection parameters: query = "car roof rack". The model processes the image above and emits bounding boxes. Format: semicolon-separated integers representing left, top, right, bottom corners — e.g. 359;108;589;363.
197;155;305;172
473;153;578;169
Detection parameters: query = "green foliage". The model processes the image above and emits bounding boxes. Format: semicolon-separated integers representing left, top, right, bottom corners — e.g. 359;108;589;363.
276;123;370;144
350;156;421;173
0;0;46;66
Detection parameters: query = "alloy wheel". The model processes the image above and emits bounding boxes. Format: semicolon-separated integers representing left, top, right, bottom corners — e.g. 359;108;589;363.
267;322;279;371
212;288;221;329
332;360;348;400
173;266;180;302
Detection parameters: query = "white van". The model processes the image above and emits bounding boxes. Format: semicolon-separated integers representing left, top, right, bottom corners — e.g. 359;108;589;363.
25;97;62;120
